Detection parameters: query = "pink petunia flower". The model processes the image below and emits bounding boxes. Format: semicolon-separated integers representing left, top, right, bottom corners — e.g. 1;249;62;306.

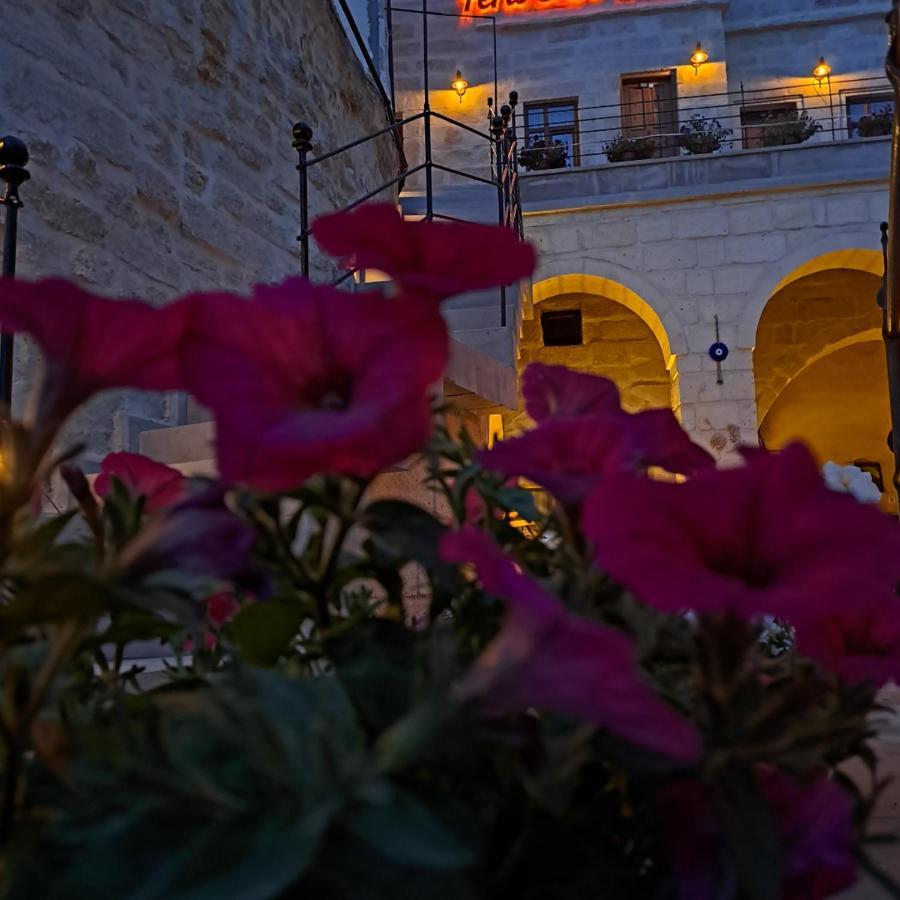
440;527;700;762
656;770;856;900
312;204;536;303
94;452;186;511
794;600;900;688
179;278;449;491
479;409;713;505
582;443;900;683
0;278;190;419
522;363;622;422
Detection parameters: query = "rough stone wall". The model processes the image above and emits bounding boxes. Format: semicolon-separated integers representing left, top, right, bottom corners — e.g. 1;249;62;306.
518;293;672;414
754;269;882;422
0;0;397;464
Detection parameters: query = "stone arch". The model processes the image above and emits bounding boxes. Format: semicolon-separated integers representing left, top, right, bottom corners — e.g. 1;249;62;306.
532;258;689;358
526;272;682;413
737;232;883;349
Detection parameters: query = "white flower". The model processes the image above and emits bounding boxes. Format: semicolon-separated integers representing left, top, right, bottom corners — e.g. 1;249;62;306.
822;461;882;505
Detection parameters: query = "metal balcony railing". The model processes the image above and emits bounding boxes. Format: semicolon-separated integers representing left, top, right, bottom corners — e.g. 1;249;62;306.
519;75;892;173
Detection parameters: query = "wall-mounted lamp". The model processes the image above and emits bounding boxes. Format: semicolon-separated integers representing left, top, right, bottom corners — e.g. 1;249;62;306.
690;42;709;74
451;69;469;102
813;56;832;84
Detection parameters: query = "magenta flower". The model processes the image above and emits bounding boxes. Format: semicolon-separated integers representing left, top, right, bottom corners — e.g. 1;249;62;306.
180;278;449;490
95;452;186;511
118;486;261;592
794;599;900;688
0;278;189;417
312;204;536;303
440;528;700;762
656;771;856;899
479;410;713;504
522;363;622;422
582;443;900;682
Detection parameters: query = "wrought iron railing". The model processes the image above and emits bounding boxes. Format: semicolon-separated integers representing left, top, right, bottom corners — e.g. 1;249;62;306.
292;0;524;326
518;75;891;174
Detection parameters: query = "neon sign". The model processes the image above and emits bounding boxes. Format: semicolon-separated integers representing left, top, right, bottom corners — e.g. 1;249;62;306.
457;0;658;17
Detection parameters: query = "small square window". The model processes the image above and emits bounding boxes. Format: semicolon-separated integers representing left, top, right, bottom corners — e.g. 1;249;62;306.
541;309;583;347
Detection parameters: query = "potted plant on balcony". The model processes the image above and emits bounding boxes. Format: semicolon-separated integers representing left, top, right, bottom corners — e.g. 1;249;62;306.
518;137;569;171
679;113;732;155
856;107;893;138
761;110;822;147
603;134;657;163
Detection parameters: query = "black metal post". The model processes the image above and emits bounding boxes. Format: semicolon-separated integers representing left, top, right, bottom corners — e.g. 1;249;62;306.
827;74;836;140
884;0;900;512
422;0;434;220
386;0;396;115
492;114;507;327
0;136;29;410
292;122;313;278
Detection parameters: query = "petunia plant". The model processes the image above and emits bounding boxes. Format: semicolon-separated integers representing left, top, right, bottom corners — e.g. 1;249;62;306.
0;205;899;900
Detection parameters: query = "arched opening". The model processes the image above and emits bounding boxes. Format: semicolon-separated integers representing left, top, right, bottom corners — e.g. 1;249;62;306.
753;252;893;510
521;274;678;419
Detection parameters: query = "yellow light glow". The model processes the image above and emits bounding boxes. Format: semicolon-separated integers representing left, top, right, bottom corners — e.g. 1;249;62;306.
690;42;709;73
813;57;832;82
451;70;469;102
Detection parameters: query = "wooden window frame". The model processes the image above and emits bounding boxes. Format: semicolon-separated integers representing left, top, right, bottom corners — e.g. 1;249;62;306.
619;69;679;157
523;97;581;166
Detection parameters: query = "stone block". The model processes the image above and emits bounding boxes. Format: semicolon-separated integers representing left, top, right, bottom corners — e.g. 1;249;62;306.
772;199;816;230
696;237;726;268
686;269;715;295
637;216;673;243
588;220;638;248
671;207;728;238
642;240;698;271
825;195;871;225
725;232;787;264
727;203;773;235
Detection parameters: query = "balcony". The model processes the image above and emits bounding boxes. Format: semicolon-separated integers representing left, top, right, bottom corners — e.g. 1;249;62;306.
520;134;891;213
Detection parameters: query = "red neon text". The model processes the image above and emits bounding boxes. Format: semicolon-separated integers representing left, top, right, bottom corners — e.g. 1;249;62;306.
457;0;648;17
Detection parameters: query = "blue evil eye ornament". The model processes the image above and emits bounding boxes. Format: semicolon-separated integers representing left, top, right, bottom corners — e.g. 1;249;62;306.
709;342;729;363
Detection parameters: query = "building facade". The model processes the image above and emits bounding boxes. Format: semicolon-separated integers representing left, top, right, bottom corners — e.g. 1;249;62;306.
0;0;400;473
392;0;896;509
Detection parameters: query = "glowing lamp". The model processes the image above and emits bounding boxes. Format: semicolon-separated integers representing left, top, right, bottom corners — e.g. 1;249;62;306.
690;42;709;74
451;70;469;102
813;57;832;83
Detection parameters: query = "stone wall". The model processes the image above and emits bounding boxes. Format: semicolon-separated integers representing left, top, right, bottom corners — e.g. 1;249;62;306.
518;293;672;415
754;268;882;421
391;0;888;191
0;0;397;464
521;141;889;464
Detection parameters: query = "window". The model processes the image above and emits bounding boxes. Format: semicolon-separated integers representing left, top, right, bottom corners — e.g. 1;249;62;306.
523;98;579;167
740;102;798;149
846;93;893;138
620;71;679;158
541;310;583;347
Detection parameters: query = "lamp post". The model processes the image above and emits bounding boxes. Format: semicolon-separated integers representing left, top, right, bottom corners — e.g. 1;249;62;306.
690;42;709;75
882;2;900;511
813;57;836;140
451;69;468;103
0;136;29;410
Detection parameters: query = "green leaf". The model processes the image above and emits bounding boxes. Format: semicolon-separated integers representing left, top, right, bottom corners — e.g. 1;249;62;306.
3;572;109;624
228;602;303;667
714;764;782;900
361;500;464;616
326;619;416;733
346;786;475;870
